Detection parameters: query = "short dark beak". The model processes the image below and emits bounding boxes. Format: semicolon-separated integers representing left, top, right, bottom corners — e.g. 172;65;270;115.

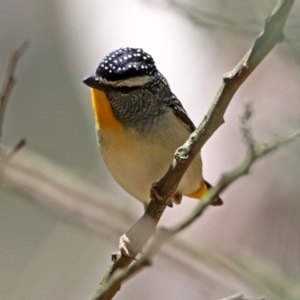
82;75;101;89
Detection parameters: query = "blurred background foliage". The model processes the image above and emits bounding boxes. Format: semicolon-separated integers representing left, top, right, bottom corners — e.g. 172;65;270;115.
0;0;300;299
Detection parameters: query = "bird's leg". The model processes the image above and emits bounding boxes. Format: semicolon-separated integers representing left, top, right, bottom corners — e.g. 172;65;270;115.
150;182;163;201
150;182;173;207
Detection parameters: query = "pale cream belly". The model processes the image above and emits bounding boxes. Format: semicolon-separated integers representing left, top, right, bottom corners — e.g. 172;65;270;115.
98;115;203;205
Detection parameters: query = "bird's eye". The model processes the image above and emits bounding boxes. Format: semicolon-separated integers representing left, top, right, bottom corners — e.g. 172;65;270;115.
119;86;130;94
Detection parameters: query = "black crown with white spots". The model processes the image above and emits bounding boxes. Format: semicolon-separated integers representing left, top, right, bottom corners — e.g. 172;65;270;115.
96;48;157;81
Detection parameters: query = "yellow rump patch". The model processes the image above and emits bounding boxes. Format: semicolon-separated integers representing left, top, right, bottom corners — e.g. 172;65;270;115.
186;179;207;199
91;88;122;132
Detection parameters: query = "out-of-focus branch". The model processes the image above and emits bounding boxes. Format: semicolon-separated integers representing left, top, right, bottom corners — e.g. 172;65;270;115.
93;1;295;299
94;103;300;299
220;293;265;300
169;0;255;32
0;41;29;181
155;0;298;39
0;40;30;141
4;149;134;236
0;42;135;235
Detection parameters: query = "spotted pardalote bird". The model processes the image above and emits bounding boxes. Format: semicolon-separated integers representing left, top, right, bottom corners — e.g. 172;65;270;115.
83;47;222;208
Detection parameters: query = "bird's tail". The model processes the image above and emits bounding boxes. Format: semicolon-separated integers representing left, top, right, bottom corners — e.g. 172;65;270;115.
187;179;223;206
204;180;223;206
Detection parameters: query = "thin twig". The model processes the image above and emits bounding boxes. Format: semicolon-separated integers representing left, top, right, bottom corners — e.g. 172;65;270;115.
0;41;29;182
92;1;295;299
6;139;26;160
0;40;30;141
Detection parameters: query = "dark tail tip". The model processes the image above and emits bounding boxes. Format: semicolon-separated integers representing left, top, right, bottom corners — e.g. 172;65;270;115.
204;180;224;206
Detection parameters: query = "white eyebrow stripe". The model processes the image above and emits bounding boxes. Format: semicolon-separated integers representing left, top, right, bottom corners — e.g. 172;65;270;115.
104;75;153;87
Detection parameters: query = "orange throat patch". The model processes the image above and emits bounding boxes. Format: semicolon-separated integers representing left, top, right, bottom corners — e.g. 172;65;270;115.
91;88;122;131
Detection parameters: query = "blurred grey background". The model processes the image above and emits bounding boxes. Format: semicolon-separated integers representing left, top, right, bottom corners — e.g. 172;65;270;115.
0;0;300;299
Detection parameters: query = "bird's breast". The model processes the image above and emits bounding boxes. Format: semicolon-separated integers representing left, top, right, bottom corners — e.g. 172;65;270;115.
96;111;203;204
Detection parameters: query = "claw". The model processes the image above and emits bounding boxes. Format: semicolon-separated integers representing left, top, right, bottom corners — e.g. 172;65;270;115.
150;182;163;201
119;234;135;258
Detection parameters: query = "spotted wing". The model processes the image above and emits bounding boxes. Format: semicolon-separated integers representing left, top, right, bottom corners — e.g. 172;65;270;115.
169;95;196;133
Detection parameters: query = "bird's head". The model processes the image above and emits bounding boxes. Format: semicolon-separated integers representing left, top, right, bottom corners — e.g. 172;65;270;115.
83;48;171;129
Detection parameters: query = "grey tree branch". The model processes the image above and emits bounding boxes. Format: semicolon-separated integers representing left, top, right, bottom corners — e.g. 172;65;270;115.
93;1;295;299
94;104;300;299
